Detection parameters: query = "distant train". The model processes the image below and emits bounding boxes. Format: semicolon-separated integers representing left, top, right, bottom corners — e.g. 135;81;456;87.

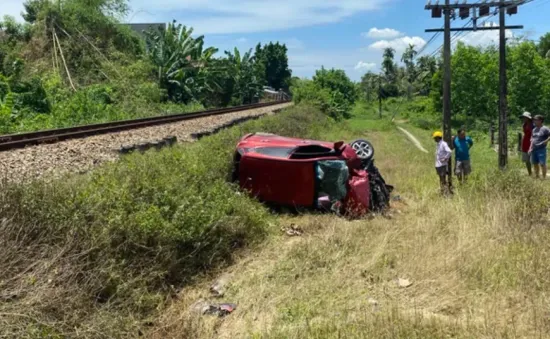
260;86;290;103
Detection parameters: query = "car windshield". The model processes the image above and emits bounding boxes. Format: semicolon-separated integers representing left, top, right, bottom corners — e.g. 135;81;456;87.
253;147;294;158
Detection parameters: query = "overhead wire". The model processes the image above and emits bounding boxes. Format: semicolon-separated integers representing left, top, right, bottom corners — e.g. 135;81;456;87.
389;0;536;120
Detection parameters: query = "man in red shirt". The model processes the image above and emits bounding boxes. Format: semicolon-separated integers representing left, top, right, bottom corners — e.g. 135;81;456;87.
521;112;533;176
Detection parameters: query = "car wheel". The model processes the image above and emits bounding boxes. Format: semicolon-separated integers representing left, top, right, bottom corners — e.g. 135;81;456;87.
350;139;375;161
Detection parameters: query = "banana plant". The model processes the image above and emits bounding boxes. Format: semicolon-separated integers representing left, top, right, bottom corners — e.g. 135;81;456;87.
224;47;262;104
145;20;222;103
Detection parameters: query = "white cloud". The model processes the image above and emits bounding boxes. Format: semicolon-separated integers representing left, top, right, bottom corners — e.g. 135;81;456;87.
285;38;305;50
236;37;248;43
3;0;394;34
129;0;393;34
354;61;376;71
368;36;427;53
362;27;402;39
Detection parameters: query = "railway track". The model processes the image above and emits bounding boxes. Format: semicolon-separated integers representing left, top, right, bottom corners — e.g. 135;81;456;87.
0;100;290;152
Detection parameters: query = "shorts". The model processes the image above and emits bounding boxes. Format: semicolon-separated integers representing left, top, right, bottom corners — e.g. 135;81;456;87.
435;165;448;177
522;152;530;162
531;148;547;165
455;160;471;175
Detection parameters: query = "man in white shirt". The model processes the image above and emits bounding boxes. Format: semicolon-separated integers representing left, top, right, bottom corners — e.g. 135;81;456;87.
433;131;452;195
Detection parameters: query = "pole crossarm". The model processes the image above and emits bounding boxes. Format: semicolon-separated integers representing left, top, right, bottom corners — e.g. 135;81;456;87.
425;1;525;9
425;25;523;32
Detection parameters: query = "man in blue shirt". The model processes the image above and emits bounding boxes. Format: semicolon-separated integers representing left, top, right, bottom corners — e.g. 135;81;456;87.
452;128;474;184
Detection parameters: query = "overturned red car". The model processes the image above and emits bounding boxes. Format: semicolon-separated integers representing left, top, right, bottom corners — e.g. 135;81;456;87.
231;133;393;217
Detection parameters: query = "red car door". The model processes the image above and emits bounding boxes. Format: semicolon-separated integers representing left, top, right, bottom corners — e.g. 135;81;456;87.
238;155;316;207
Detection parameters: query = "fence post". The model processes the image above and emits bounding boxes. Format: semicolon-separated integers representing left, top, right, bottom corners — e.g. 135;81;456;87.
517;132;522;153
490;124;495;146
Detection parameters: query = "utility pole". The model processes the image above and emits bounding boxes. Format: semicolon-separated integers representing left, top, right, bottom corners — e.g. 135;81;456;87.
424;0;524;170
443;0;452;186
498;0;508;169
378;74;382;118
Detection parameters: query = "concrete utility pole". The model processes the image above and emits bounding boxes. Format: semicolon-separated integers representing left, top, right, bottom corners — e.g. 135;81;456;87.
378;74;382;118
424;0;524;170
498;0;508;169
443;0;451;154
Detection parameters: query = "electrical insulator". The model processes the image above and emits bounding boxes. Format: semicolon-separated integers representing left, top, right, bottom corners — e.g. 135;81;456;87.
479;5;490;17
459;7;469;18
432;7;442;17
507;6;518;15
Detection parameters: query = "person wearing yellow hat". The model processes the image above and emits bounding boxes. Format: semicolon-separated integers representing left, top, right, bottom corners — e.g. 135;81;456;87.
433;131;452;195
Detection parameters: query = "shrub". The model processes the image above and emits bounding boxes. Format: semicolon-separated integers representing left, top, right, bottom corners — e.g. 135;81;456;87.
291;79;352;120
0;105;332;336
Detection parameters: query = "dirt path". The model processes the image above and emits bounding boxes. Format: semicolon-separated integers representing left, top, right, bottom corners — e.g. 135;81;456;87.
396;126;428;153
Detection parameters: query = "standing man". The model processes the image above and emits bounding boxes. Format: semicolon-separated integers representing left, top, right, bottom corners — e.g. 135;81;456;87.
529;115;550;180
452;128;474;184
433;131;452;195
520;112;533;176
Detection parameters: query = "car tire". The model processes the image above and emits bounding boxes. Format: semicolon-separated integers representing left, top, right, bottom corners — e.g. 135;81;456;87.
350;139;375;161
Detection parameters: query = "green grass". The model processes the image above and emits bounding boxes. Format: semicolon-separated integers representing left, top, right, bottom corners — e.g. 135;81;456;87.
0;103;330;337
152;102;550;339
3;100;550;338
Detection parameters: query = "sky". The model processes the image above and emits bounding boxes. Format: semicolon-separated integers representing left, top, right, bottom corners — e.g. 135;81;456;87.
2;0;550;81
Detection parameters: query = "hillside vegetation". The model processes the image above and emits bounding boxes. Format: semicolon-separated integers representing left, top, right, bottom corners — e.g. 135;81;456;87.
0;0;292;133
3;1;550;337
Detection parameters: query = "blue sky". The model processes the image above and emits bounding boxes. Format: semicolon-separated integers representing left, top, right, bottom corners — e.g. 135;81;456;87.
3;0;550;81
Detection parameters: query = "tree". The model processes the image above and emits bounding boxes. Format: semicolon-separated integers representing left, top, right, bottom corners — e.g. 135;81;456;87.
254;42;292;91
21;0;48;24
538;33;550;58
382;47;396;82
416;55;437;95
144;21;219;104
312;67;357;119
450;42;498;123
360;71;380;102
224;47;262;105
401;44;418;83
509;42;546;116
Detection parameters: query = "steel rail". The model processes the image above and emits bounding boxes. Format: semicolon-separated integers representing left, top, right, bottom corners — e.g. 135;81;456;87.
0;100;290;152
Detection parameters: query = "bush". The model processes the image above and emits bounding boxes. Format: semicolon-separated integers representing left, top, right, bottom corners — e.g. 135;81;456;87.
291;78;353;120
0;105;332;336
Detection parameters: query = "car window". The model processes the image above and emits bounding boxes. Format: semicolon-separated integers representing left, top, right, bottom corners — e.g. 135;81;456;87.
253;147;294;158
293;145;333;154
289;145;335;159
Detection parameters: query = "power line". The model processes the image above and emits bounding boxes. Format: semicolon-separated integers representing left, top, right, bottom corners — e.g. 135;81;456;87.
425;0;536;58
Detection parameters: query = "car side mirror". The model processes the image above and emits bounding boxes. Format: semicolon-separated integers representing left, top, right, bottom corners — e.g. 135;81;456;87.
334;141;344;150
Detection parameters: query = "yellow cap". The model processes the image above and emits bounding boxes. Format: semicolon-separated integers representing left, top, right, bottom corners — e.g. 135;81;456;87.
432;131;443;138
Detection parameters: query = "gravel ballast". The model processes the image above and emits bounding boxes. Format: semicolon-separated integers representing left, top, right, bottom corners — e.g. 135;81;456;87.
0;103;292;182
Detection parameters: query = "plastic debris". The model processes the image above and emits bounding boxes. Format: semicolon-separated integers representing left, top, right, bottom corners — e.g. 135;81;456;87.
191;300;237;317
367;297;380;312
281;224;303;236
396;278;413;288
210;276;229;297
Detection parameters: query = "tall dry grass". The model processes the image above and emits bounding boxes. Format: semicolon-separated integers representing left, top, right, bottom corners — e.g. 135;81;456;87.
0;104;330;337
153;124;550;338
